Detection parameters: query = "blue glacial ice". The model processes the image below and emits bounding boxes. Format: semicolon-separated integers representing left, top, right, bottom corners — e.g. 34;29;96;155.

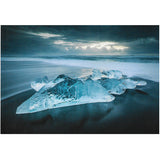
16;69;147;114
31;76;49;91
91;69;102;80
102;70;123;79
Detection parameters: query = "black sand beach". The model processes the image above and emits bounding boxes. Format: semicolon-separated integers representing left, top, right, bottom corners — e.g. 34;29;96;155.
1;78;159;134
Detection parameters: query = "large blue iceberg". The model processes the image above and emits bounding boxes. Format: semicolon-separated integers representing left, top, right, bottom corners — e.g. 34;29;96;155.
16;70;147;114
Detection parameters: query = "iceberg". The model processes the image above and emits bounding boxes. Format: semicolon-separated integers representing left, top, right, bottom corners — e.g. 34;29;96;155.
16;69;147;114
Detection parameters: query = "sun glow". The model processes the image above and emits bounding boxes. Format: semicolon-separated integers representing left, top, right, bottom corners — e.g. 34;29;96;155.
53;40;129;51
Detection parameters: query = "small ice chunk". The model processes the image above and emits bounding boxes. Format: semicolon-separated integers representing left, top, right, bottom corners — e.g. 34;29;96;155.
102;70;123;79
100;78;126;95
135;80;147;86
31;76;49;91
121;79;137;89
91;69;102;80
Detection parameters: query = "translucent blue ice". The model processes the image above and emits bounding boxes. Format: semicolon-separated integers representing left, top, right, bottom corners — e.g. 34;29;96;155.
31;76;49;91
135;80;147;86
99;78;126;95
102;70;123;79
91;69;102;80
16;69;147;114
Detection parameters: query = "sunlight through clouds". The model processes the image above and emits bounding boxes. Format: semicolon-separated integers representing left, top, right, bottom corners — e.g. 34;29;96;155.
19;28;158;55
53;40;129;51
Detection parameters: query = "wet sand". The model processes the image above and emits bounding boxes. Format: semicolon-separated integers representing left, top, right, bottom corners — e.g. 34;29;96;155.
1;78;159;134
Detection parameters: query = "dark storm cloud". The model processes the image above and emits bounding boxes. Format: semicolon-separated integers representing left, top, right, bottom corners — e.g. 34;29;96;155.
1;25;159;56
1;26;63;55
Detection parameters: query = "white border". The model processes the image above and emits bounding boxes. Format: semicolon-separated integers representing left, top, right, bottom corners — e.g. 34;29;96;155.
0;0;160;160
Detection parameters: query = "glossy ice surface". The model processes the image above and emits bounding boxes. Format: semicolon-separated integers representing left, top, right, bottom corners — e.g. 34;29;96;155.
16;69;146;114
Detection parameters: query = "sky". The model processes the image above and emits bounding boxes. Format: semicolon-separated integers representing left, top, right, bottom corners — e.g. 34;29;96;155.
1;25;159;57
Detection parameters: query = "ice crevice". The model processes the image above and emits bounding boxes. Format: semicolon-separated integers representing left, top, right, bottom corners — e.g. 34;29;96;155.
16;69;147;114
